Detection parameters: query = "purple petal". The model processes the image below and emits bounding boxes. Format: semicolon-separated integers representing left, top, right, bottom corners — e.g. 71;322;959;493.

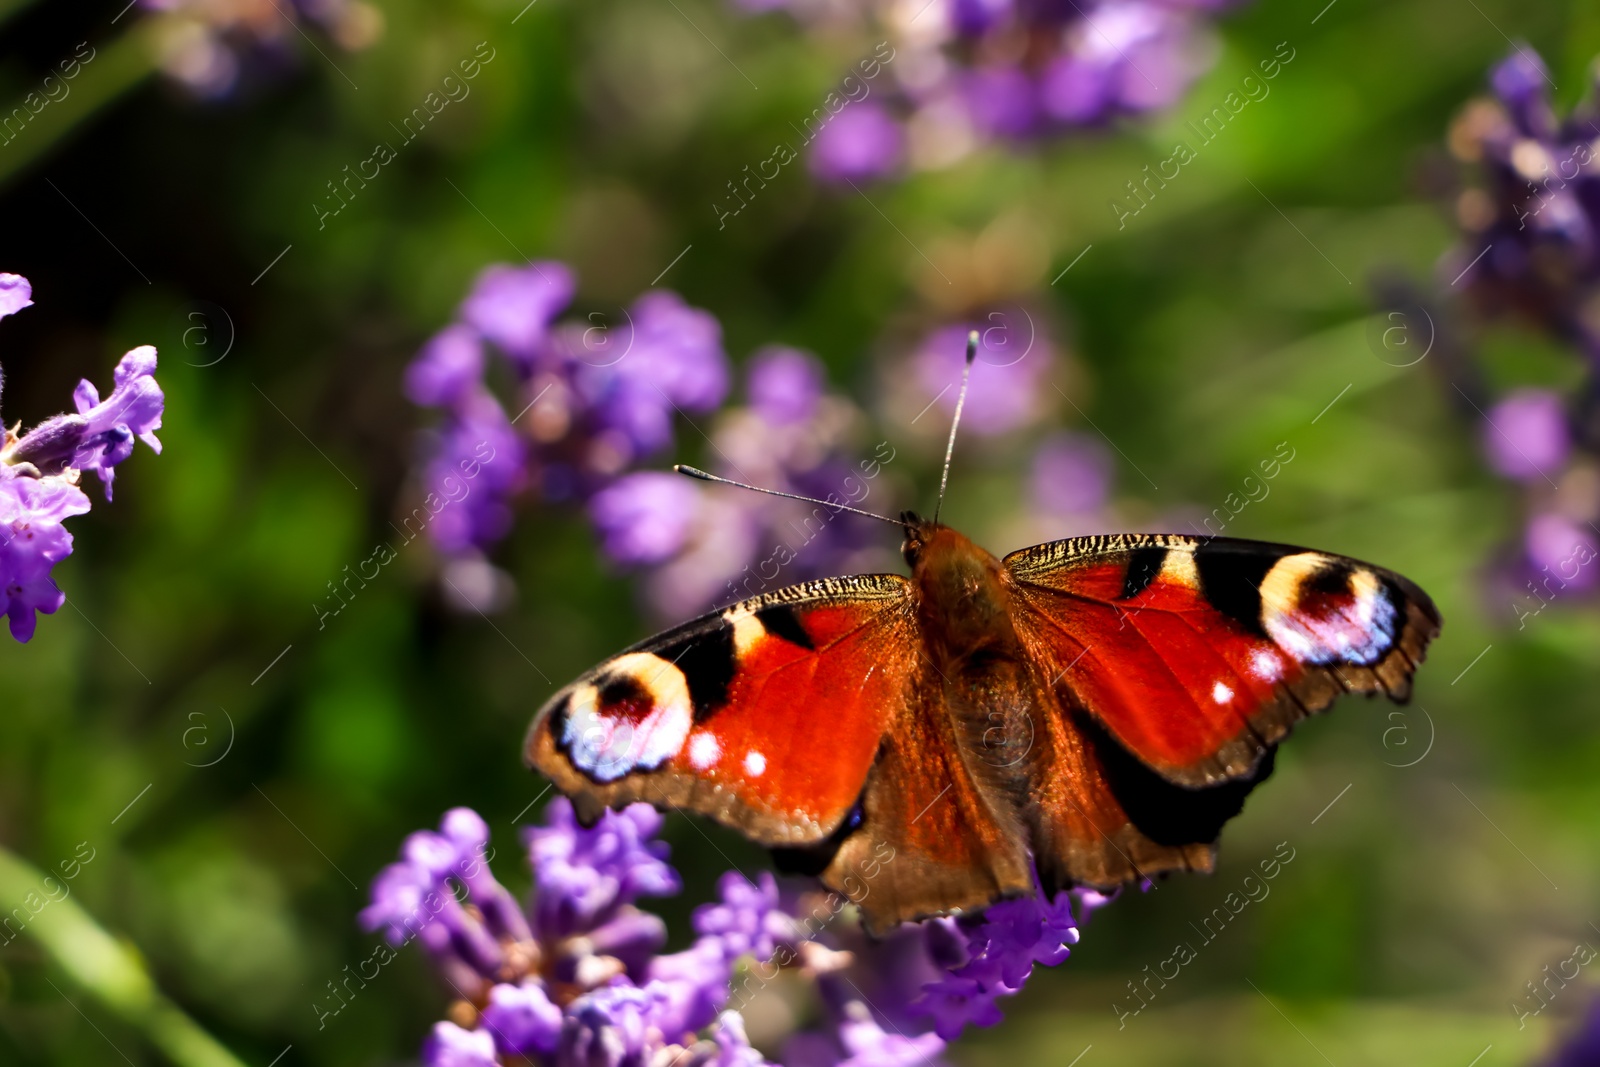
1525;513;1600;592
1491;45;1556;137
73;379;100;414
809;102;905;184
0;273;32;321
406;325;486;408
0;471;90;643
525;798;680;937
693;870;792;964
481;981;563;1057
949;0;1012;36
837;1003;948;1067
589;472;701;566
460;261;576;363
1483;388;1569;482
747;346;825;426
422;1021;500;1067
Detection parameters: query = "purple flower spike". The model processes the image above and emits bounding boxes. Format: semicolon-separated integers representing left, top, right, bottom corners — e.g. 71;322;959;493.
370;798;1114;1067
422;1021;500;1067
461;261;576;363
481;980;563;1057
525;798;680;937
1483;388;1569;482
809;102;905;184
589;472;702;566
0;273;32;320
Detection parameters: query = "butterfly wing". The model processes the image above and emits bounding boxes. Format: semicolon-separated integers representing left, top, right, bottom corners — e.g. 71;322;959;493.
1006;533;1440;787
1003;533;1439;888
524;575;918;847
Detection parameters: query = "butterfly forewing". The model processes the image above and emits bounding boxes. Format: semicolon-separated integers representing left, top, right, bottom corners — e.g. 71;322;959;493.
524;574;916;846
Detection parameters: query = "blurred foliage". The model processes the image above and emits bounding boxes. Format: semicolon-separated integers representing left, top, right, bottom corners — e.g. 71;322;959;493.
1;0;1599;1063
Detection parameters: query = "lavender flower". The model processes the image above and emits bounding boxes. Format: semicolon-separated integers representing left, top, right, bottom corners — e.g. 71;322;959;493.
1445;46;1600;611
0;276;163;642
733;0;1246;180
404;261;732;605
366;798;1110;1067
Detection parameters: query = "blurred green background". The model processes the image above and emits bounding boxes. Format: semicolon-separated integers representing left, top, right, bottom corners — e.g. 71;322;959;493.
2;0;1599;1063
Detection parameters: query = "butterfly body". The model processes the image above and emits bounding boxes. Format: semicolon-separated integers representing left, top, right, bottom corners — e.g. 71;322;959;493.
527;519;1439;932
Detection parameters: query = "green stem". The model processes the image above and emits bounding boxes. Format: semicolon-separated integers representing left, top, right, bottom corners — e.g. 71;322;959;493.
0;27;159;190
0;845;249;1067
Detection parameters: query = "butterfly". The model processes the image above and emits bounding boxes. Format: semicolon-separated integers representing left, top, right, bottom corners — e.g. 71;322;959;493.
524;336;1441;933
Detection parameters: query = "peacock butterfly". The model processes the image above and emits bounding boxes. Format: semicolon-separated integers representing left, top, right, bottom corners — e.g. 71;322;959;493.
524;334;1441;932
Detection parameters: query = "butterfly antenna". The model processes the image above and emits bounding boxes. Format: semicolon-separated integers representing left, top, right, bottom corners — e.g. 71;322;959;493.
674;465;907;528
933;330;979;524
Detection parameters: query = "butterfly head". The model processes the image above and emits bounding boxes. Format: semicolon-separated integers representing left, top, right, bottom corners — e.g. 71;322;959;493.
899;511;933;567
899;512;985;573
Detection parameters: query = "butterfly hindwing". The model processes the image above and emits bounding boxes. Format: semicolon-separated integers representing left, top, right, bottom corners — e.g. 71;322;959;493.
1005;533;1441;789
524;574;917;847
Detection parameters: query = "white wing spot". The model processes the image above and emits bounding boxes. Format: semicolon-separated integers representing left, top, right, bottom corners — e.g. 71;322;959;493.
1212;680;1234;704
744;750;766;777
689;731;721;770
1250;648;1283;682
